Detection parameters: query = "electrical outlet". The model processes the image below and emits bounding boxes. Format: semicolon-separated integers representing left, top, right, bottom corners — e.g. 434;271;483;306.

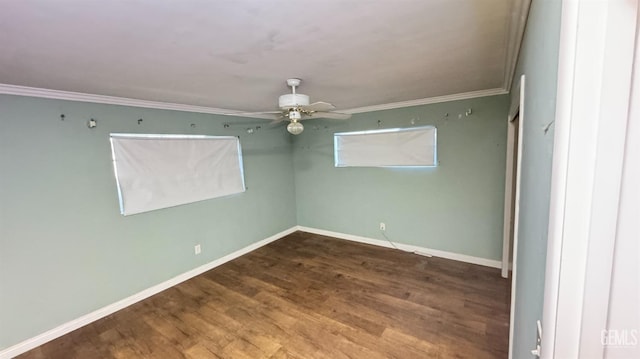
194;244;201;255
379;222;386;231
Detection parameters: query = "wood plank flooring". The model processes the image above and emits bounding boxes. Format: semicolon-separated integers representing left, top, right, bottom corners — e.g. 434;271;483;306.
18;231;510;358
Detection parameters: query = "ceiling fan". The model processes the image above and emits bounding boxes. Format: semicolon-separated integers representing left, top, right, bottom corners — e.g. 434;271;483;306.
228;78;352;135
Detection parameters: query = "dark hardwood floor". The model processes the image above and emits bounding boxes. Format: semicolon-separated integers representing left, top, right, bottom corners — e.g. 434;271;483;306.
18;231;510;358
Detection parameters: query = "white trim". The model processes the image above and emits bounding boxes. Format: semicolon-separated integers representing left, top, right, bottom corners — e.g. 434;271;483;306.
542;1;639;358
540;0;578;354
501;119;516;279
337;88;508;114
0;83;247;116
296;226;502;268
0;226;298;359
507;75;525;359
0;224;502;358
502;77;523;279
574;2;636;355
503;0;532;91
0;84;507;118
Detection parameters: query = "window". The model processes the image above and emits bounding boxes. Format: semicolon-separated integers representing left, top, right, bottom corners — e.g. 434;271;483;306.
110;134;245;215
334;126;437;167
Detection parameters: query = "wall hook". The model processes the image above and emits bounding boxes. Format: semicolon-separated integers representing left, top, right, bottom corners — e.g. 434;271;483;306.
87;118;97;128
137;118;143;125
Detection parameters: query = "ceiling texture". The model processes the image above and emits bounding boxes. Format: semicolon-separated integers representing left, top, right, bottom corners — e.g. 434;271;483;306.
0;0;529;114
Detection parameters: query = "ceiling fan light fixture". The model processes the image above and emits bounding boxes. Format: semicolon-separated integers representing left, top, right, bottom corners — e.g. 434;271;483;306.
288;109;302;120
287;120;304;135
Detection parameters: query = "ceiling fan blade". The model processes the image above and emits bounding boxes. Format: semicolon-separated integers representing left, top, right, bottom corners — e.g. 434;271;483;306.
301;101;336;112
308;111;352;120
224;110;282;115
269;117;287;125
223;110;283;120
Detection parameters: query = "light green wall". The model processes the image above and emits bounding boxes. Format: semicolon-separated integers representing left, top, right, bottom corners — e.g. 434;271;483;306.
510;0;562;357
0;93;511;351
0;95;297;349
293;95;509;260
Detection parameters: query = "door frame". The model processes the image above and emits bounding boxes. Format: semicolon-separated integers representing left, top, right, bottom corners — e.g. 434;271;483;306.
501;76;525;279
541;0;639;357
506;75;525;358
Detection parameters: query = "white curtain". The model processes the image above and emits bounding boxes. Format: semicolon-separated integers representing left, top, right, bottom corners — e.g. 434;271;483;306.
334;126;437;167
110;134;245;215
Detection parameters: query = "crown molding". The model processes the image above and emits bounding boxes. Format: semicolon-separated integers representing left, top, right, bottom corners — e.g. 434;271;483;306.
503;0;532;92
0;83;252;116
0;83;508;117
341;88;508;114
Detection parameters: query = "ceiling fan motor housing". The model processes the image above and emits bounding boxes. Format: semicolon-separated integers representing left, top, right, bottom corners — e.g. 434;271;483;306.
279;93;309;108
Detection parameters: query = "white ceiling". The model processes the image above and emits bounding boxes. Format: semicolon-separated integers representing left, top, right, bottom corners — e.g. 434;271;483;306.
0;0;520;113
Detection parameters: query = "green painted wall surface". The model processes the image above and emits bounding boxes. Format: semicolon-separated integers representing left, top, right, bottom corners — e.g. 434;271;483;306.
293;95;509;260
0;95;297;349
510;0;562;357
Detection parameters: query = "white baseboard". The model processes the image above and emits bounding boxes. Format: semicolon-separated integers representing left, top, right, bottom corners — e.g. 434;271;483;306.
1;225;500;358
0;226;298;359
296;226;502;269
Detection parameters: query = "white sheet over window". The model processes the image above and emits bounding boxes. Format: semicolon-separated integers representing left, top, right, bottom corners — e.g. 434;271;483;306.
110;134;245;215
334;126;437;167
